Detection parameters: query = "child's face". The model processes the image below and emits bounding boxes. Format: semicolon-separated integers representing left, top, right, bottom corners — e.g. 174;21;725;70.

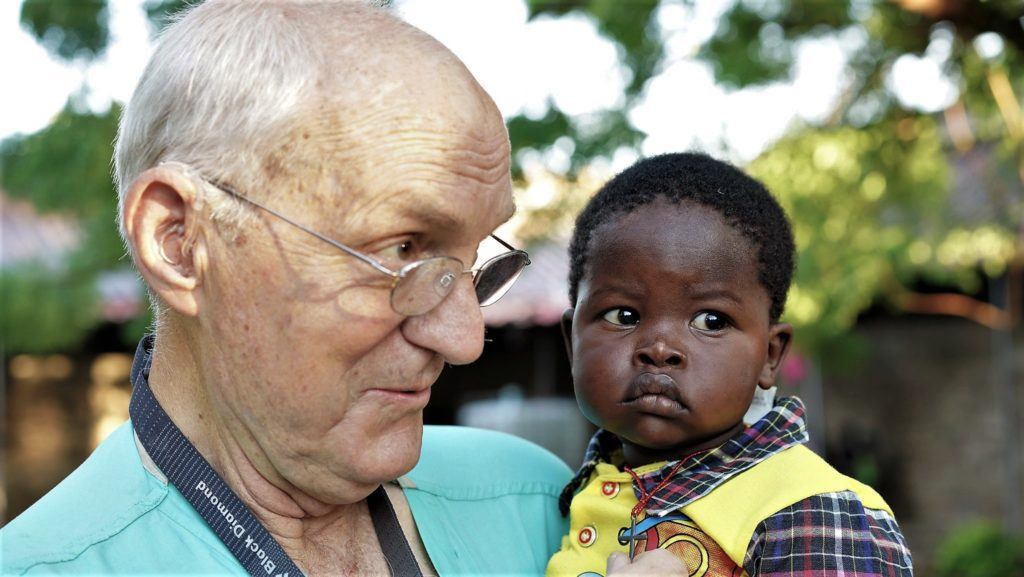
565;199;791;465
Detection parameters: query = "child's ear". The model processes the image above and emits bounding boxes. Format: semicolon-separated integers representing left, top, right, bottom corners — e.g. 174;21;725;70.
560;308;575;368
758;322;793;389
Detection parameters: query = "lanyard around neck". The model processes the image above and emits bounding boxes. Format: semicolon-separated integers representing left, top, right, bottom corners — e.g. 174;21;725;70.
128;337;423;577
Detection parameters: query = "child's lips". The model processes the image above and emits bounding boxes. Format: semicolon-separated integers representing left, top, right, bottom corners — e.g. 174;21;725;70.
627;393;686;416
623;372;686;415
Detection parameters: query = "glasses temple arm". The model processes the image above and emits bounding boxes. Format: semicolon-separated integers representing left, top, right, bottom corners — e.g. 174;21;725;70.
489;234;518;252
211;180;397;278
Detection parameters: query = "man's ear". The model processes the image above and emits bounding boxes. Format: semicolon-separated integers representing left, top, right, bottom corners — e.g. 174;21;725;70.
122;165;208;318
560;308;575;368
758;322;793;389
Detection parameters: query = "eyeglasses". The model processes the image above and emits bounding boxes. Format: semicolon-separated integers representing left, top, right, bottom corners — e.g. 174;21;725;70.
198;176;530;317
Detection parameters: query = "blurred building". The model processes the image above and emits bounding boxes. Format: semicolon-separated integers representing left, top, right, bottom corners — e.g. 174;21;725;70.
0;193;80;269
2;190;137;525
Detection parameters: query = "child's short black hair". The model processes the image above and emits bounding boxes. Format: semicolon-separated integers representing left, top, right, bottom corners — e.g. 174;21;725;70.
568;152;796;322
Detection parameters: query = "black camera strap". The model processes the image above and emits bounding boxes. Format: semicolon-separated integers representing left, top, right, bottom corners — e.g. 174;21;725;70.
129;337;422;577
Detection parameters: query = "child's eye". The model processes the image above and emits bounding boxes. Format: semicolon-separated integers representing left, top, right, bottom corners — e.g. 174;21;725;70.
602;308;639;326
691;311;729;331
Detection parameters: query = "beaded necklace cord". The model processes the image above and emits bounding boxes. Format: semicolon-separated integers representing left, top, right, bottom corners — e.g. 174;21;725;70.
622;447;715;560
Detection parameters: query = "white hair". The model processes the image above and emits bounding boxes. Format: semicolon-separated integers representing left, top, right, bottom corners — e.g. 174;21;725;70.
113;0;391;323
113;0;389;240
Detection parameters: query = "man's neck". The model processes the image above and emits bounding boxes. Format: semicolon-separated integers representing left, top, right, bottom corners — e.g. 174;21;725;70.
146;327;388;574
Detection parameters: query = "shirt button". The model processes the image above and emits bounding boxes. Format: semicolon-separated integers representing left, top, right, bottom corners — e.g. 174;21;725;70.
601;481;620;498
578;525;597;547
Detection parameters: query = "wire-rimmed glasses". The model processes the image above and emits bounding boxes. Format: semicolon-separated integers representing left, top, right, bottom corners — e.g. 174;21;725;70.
197;176;530;317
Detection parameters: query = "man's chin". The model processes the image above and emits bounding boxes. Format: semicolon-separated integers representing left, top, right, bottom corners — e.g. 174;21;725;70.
346;422;425;483
299;455;421;505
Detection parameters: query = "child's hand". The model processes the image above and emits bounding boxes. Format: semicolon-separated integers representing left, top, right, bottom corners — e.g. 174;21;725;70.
606;550;688;575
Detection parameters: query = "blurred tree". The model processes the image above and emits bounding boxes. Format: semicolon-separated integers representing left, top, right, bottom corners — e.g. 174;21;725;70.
2;0;152;354
518;0;1023;349
0;102;131;353
20;0;109;61
3;0;1022;354
934;521;1024;577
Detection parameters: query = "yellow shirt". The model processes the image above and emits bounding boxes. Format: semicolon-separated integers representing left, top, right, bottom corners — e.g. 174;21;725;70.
546;461;742;577
546;445;894;577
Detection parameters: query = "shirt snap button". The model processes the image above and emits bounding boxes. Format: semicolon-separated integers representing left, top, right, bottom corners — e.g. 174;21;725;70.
578;525;597;547
601;481;620;498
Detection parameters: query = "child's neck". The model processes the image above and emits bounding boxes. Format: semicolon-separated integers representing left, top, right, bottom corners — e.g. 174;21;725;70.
622;421;745;468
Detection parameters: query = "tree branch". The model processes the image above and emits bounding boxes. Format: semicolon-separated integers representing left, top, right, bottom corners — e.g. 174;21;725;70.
899;292;1014;330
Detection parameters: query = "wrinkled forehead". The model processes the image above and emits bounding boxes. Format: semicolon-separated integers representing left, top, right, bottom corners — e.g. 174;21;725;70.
211;6;517;237
270;54;513;235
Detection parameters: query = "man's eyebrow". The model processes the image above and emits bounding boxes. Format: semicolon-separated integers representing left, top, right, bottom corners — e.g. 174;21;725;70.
397;196;517;232
397;200;464;231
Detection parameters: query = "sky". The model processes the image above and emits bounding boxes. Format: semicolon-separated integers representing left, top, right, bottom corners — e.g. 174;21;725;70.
0;0;959;167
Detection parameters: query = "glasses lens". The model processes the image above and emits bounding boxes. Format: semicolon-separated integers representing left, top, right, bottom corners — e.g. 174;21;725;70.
391;257;464;316
475;250;529;307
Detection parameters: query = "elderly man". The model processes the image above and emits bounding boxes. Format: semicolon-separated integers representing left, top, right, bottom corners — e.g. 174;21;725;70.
4;1;569;575
4;2;688;575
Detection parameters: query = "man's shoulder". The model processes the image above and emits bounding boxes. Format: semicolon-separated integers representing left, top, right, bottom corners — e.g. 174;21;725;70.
2;422;158;573
403;426;572;576
408;425;572;498
1;422;238;575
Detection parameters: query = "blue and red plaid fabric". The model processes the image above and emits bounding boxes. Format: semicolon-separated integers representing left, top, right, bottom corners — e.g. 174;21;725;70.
560;397;914;576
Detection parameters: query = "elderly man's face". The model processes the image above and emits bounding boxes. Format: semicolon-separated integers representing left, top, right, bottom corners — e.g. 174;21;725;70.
197;62;515;503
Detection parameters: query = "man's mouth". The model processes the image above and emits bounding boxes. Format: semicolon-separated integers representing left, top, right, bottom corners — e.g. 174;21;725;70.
366;386;432;410
363;357;442;411
622;373;686;416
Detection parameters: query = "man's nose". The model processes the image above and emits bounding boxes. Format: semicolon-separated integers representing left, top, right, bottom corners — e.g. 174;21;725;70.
633;340;685;369
402;275;485;365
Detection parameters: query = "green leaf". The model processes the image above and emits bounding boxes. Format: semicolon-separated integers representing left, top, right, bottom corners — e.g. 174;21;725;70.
20;0;110;61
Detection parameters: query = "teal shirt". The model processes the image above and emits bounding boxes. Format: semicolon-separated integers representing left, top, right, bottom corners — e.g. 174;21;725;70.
1;422;571;576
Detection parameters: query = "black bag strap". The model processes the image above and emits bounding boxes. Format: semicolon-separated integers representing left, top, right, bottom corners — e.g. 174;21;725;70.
368;485;425;577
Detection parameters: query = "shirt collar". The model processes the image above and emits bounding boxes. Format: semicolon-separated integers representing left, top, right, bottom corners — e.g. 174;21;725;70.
560;396;810;517
130;335;167;483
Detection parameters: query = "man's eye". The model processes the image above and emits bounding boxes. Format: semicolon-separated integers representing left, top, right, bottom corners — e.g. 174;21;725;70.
691;311;729;331
601;308;639;326
379;239;418;263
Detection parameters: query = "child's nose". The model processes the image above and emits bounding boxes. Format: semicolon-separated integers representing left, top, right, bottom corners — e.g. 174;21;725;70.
634;341;685;368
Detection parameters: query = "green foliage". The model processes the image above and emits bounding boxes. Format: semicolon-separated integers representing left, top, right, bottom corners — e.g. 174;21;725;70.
0;102;129;355
0;101;127;271
700;4;796;88
748;115;1016;347
934;521;1024;577
517;0;660;176
0;263;99;354
3;0;182;355
750;118;945;342
4;0;1022;355
20;0;109;61
512;0;1022;353
1;102;119;219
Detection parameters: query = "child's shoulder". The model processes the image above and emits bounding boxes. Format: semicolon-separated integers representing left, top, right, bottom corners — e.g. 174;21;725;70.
751;490;913;575
697;445;912;574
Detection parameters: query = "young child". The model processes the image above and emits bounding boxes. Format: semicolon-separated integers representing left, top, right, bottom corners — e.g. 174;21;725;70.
547;153;913;577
